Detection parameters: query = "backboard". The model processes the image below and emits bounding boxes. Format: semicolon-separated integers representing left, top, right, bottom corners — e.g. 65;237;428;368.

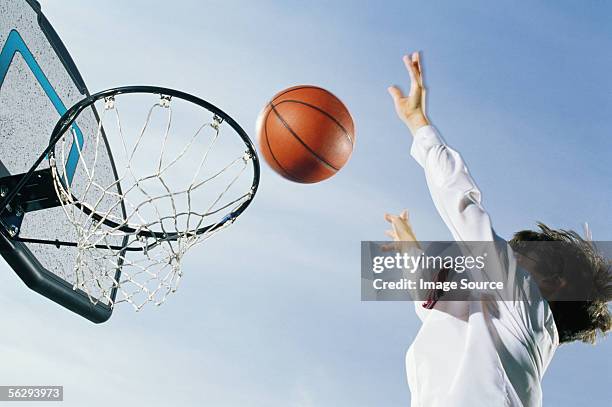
0;0;122;322
0;0;260;322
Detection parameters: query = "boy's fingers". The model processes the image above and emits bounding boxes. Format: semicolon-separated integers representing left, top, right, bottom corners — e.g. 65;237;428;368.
385;212;400;223
387;86;404;101
413;51;425;87
409;51;424;89
407;64;421;96
400;209;409;221
385;230;398;240
403;55;417;82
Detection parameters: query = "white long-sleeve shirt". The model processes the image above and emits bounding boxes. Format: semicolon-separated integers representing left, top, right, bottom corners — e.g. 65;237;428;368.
406;126;558;407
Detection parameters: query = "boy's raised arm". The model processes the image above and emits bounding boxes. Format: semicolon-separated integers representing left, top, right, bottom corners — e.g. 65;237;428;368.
388;52;494;243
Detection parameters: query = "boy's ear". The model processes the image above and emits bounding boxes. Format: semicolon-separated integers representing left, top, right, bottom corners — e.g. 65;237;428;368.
539;275;567;297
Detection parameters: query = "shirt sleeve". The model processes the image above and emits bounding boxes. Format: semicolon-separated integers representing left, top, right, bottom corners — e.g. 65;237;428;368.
410;125;495;243
410;125;508;293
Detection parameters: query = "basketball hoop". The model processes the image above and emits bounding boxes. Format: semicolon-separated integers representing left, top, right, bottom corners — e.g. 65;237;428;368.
44;86;260;310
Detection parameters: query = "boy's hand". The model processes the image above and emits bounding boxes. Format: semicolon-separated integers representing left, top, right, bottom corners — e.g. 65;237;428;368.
384;209;422;250
388;51;429;135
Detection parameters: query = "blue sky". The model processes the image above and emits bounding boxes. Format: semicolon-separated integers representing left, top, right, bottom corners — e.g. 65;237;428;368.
1;1;610;406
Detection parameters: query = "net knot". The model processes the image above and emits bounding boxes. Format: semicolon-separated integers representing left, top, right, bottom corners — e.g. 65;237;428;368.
104;96;115;110
159;95;172;108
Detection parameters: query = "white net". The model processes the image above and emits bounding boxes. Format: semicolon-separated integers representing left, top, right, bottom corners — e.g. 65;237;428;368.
49;91;257;310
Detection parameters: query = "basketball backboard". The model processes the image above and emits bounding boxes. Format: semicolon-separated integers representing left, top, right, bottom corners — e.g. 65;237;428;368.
0;0;122;322
0;0;259;323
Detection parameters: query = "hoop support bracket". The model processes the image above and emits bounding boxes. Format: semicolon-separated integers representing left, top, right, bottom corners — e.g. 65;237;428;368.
0;168;62;237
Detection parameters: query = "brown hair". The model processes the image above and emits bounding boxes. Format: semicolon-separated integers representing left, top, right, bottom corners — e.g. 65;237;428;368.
509;223;611;344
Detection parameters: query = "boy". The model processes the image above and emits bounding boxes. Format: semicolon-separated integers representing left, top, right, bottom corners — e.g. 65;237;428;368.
384;51;610;406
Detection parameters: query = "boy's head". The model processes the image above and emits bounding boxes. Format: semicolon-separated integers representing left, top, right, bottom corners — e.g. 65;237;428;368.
509;223;611;344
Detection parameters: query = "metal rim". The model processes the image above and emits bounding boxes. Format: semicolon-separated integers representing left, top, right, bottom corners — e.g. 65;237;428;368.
48;85;260;241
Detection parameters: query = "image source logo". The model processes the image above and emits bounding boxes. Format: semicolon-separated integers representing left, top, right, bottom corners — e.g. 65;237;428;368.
361;241;612;302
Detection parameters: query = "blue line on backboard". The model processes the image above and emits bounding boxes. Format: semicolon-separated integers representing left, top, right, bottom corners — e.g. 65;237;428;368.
0;29;83;185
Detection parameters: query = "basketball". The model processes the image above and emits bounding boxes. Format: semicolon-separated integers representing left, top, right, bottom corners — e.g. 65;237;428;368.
256;85;355;183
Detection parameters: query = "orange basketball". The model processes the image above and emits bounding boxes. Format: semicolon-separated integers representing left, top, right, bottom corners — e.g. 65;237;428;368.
256;85;355;183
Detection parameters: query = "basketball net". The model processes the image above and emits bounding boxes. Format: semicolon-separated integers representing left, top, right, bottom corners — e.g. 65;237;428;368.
50;92;256;310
